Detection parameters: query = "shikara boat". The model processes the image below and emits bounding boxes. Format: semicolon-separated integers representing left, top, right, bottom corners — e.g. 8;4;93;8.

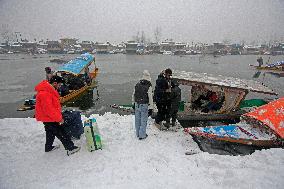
172;70;277;124
185;97;284;149
17;53;98;111
110;71;276;125
250;60;284;71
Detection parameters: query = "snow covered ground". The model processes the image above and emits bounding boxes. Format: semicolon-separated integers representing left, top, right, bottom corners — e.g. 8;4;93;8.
0;113;284;189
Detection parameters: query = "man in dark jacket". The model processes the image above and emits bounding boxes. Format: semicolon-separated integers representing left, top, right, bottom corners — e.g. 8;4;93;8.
35;75;80;155
154;68;172;129
170;79;181;127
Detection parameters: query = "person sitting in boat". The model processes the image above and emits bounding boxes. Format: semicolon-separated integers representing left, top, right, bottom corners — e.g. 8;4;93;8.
257;57;263;67
170;79;181;127
67;74;85;90
56;72;70;97
83;67;92;85
45;67;53;81
190;85;209;110
201;91;224;113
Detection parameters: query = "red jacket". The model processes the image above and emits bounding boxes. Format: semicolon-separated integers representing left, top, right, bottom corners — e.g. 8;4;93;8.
35;80;62;123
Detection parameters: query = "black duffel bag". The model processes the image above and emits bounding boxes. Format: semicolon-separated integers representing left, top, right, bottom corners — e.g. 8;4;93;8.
62;110;84;140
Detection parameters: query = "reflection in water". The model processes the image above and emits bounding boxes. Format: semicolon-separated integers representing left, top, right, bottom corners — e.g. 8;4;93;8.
64;86;99;110
252;71;261;78
266;72;284;78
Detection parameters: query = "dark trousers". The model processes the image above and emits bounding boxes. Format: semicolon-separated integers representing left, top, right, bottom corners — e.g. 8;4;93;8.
170;110;178;125
155;102;170;124
43;122;75;151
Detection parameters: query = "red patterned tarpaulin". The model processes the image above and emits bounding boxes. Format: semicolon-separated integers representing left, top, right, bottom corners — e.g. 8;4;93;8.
244;97;284;139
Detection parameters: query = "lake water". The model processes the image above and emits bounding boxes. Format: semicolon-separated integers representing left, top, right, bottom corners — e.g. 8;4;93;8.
0;53;283;119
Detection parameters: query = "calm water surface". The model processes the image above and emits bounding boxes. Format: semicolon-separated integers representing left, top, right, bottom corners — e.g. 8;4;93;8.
0;54;283;118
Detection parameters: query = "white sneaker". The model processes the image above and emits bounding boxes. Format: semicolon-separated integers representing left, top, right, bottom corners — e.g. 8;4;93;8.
67;146;81;156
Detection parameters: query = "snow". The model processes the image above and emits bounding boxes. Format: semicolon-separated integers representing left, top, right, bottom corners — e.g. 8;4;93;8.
173;70;276;95
1;113;284;189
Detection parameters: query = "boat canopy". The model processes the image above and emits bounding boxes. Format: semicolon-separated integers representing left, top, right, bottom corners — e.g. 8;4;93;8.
172;70;277;95
267;60;284;68
243;97;284;139
57;53;94;75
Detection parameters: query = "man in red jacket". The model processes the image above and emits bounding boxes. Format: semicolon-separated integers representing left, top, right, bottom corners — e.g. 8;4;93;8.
35;75;80;155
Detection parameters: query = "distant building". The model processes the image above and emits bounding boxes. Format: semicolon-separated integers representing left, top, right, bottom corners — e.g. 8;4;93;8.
94;42;111;54
10;42;22;53
271;43;284;55
125;41;138;54
160;40;175;54
230;44;243;55
243;45;260;55
46;40;63;54
60;38;78;48
146;42;160;54
80;41;94;53
173;42;186;55
20;41;37;53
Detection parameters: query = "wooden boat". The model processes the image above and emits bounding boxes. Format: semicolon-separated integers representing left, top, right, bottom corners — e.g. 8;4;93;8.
185;124;279;147
250;60;284;71
185;97;284;148
172;70;277;123
250;65;284;71
110;71;276;125
17;53;98;111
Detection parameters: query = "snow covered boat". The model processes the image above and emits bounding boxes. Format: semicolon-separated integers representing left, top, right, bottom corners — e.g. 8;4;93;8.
185;97;284;151
110;71;275;126
17;53;99;111
172;70;277;124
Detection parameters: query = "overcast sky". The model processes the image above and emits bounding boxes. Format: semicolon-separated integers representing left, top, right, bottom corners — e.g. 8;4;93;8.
0;0;283;44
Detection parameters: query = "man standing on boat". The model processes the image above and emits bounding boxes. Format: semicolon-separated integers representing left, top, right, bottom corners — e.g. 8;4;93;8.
154;68;172;129
35;75;80;155
133;70;154;140
257;57;263;67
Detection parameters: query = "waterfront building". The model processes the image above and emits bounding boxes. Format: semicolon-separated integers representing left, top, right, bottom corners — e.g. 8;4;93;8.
146;42;160;54
125;41;138;54
243;45;260;55
173;42;187;55
159;40;175;54
94;42;111;54
80;41;94;53
46;40;63;54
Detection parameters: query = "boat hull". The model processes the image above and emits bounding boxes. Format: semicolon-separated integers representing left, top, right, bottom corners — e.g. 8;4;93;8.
185;125;280;147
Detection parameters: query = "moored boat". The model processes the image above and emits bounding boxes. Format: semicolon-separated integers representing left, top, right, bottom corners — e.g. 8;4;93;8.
172;70;277;125
250;60;284;71
17;53;99;111
185;97;284;152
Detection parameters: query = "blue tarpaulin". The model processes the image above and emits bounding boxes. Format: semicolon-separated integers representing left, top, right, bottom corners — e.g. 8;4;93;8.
199;125;240;138
267;60;284;68
57;53;94;75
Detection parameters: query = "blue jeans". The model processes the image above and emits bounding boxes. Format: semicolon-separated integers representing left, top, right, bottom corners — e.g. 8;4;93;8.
135;103;148;138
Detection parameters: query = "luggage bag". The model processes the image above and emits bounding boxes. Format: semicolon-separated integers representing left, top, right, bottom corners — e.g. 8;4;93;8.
62;110;84;139
84;118;102;151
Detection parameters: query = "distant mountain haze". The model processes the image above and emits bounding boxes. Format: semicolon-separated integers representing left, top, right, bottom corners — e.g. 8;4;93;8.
0;0;283;43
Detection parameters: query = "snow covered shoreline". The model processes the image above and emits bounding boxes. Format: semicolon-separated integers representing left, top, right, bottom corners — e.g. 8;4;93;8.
0;113;283;189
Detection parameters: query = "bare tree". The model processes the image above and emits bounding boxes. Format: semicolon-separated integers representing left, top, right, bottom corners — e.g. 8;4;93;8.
0;24;12;43
154;27;162;44
141;31;145;43
135;31;140;42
